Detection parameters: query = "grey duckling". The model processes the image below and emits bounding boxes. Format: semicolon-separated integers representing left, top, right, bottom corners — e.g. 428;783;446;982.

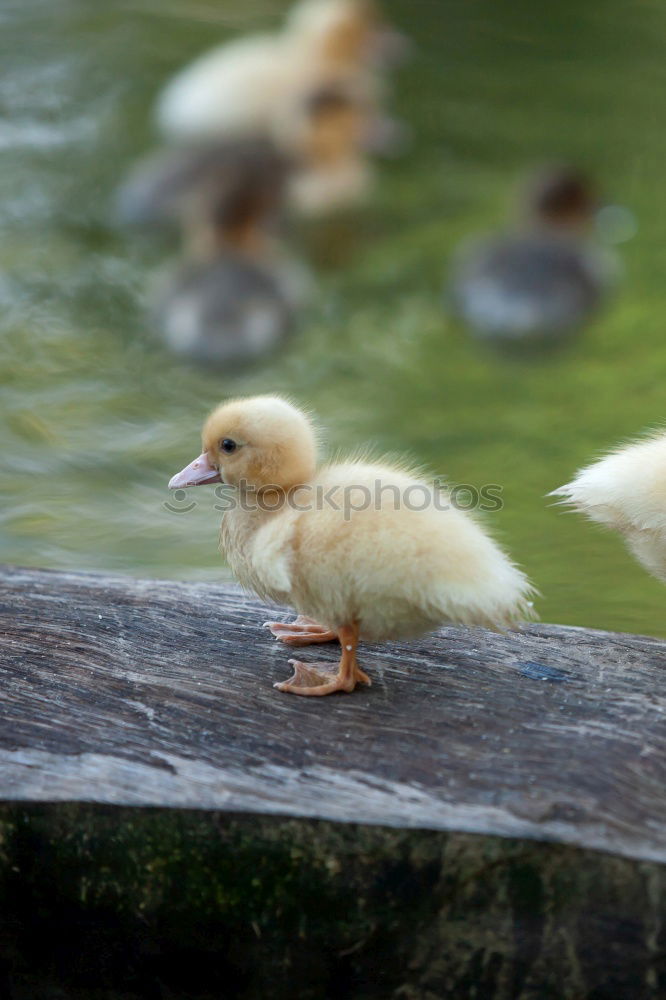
450;167;616;345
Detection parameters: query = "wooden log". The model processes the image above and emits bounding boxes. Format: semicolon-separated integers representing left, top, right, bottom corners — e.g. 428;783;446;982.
0;564;665;999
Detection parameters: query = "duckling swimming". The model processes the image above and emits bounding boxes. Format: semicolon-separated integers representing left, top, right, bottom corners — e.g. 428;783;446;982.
119;83;381;227
156;0;405;145
119;136;300;367
149;166;309;368
282;84;376;214
153;253;294;367
168;396;536;696
450;167;615;344
552;430;666;583
116;137;288;236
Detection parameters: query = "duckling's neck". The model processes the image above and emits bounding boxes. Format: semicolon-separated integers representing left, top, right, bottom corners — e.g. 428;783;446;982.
320;27;367;67
252;485;289;509
527;209;593;237
220;485;298;586
224;484;296;530
185;220;272;261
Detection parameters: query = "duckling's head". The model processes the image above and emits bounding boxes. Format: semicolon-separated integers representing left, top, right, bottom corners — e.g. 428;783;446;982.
169;395;318;492
295;86;370;164
524;166;597;231
286;0;379;64
276;82;395;170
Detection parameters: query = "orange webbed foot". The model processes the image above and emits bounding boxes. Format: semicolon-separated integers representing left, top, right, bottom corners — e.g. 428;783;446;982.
263;615;337;646
273;624;370;696
274;659;349;695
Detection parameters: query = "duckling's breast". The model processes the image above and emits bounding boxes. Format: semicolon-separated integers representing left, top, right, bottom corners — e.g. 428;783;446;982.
221;503;299;606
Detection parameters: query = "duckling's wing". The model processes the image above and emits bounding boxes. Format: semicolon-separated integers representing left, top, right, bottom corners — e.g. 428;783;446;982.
248;512;298;603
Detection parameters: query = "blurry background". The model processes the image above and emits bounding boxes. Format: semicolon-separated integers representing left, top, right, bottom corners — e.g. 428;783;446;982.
1;0;664;636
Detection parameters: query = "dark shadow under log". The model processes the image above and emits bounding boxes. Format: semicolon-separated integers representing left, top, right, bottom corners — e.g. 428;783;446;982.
0;565;665;999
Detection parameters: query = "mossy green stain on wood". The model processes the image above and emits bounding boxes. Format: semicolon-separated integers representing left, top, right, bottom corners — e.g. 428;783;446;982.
1;805;665;999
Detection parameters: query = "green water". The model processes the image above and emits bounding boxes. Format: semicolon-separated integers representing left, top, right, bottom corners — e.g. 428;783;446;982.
1;0;665;637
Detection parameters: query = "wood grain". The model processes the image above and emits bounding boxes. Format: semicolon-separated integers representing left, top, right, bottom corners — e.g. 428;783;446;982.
1;564;665;862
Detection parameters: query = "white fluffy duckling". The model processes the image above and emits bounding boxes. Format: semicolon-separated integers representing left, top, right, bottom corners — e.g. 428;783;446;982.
552;431;666;583
156;0;398;145
169;396;536;696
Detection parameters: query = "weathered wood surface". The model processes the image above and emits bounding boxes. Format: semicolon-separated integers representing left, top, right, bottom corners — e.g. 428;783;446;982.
0;564;665;862
2;565;666;999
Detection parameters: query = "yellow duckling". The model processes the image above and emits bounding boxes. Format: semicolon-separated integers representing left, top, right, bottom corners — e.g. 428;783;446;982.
552;431;666;583
281;85;376;214
169;396;536;696
156;0;399;145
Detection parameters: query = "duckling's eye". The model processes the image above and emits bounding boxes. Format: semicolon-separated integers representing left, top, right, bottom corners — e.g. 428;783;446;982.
220;438;237;454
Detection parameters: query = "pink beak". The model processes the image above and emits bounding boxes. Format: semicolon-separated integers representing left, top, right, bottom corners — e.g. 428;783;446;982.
168;452;222;489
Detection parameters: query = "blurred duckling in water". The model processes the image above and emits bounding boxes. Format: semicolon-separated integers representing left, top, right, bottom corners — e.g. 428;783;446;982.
153;253;296;368
119;137;299;366
119;85;379;230
117;88;384;366
168;396;536;696
116;137;288;236
150;160;306;368
450;167;616;345
156;0;408;145
119;90;382;366
552;431;666;583
282;84;378;215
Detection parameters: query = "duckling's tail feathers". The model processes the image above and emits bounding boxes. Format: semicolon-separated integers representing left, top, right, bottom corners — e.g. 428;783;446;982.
431;570;540;632
547;481;612;522
546;482;581;509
